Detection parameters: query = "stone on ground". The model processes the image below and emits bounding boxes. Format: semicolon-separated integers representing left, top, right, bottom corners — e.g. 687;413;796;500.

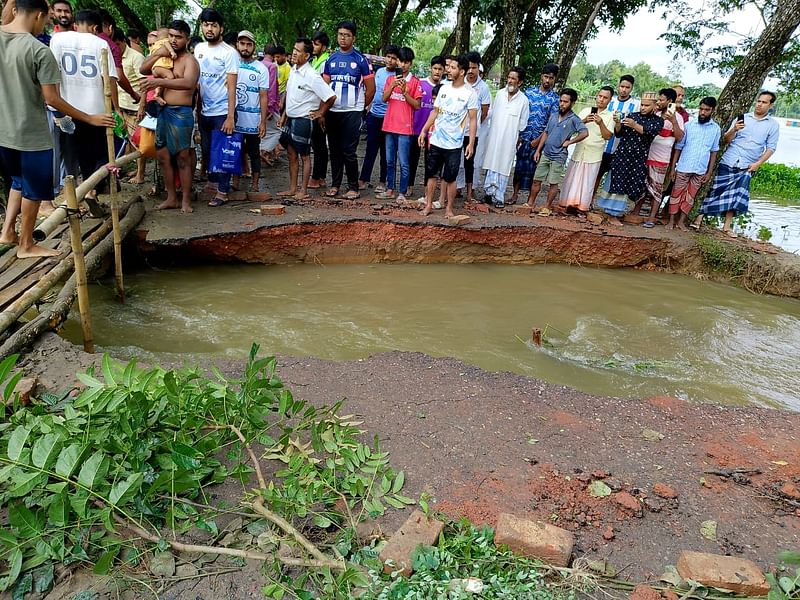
653;483;678;499
379;510;444;576
14;377;37;405
494;512;574;567
447;214;471;226
629;584;661;600
260;204;285;216
515;205;533;215
676;550;770;595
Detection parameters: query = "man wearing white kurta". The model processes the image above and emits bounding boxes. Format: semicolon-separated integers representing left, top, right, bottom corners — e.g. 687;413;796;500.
482;67;530;208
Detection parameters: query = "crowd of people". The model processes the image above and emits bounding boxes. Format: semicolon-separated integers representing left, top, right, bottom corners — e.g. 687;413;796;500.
0;0;782;259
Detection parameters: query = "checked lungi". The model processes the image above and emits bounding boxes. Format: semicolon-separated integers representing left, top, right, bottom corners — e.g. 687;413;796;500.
699;164;752;217
669;171;704;215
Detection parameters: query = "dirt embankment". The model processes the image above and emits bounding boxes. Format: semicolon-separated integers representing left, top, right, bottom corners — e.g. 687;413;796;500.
16;334;800;598
134;195;800;298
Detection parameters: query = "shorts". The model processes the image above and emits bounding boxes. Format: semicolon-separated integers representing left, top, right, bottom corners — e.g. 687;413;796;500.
534;154;567;185
279;117;313;156
425;144;461;183
0;146;54;201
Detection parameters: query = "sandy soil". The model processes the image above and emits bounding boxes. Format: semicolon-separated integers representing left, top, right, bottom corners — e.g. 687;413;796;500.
14;333;800;599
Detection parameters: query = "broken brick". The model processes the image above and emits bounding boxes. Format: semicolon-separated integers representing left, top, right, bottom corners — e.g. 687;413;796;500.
13;377;37;405
515;205;533;216
260;204;285;216
247;191;272;202
494;513;574;567
379;510;444;576
612;491;643;516
446;214;471;226
630;584;661;600
653;483;678;499
780;482;800;500
676;551;770;596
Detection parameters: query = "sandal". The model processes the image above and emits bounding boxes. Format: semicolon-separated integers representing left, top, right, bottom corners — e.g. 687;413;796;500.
642;221;655;228
343;191;360;200
538;208;552;216
324;188;339;198
689;222;700;231
208;196;227;207
724;229;737;238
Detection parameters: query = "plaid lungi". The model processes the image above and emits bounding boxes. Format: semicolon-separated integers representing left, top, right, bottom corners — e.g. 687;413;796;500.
699;164;752;216
643;163;668;203
512;142;536;191
669;171;703;215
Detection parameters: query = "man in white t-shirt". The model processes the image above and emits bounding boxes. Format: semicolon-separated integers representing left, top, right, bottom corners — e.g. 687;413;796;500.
417;55;478;219
233;30;269;193
194;8;238;206
278;38;335;200
49;9;117;204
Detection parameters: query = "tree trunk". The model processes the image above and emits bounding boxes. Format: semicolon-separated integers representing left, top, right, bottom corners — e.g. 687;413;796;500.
715;0;800;130
454;0;473;54
377;0;401;53
108;0;148;35
553;0;604;87
481;31;503;73
500;0;521;76
481;0;540;73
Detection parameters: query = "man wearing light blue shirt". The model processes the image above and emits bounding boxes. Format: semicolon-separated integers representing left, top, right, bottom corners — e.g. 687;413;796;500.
668;96;721;229
695;91;779;235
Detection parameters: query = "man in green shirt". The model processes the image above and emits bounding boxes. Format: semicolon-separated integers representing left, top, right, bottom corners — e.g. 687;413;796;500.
0;0;115;258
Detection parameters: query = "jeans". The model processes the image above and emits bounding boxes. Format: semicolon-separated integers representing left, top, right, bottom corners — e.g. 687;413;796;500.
326;110;362;192
358;112;386;184
199;114;232;194
385;133;412;194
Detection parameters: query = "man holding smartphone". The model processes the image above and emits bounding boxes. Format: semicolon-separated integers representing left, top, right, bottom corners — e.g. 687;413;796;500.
694;91;779;236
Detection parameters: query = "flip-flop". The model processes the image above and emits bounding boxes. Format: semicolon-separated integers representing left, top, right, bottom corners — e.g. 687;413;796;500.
724;230;737;238
294;193;310;200
642;221;655;228
324;188;339;198
208;196;227;207
343;191;360;200
538;208;552;216
689;223;700;231
277;191;296;197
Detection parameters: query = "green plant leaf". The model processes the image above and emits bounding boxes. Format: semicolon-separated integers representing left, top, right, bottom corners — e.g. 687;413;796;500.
778;551;800;565
93;546;120;575
9;471;45;497
69;490;90;519
0;548;23;592
31;433;63;469
778;577;795;594
109;472;143;506
48;491;68;526
4;371;23;404
75;372;103;389
392;470;405;493
11;571;32;600
55;443;85;478
101;355;117;386
0;354;19;388
588;480;612;498
77;450;108;489
7;425;31;462
9;503;44;537
171;443;201;470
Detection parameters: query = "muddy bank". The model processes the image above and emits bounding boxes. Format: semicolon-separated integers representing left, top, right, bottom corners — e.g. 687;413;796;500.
134;195;800;298
16;334;800;598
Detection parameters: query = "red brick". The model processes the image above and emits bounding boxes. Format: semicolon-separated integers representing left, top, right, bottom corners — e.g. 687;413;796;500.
260;204;285;216
494;513;574;567
653;483;678;499
602;526;615;541
228;191;248;201
676;551;769;596
515;205;533;216
780;482;800;500
247;191;273;202
587;212;604;225
612;491;643;516
14;377;37;405
623;214;646;224
379;510;444;576
473;203;489;213
630;585;661;600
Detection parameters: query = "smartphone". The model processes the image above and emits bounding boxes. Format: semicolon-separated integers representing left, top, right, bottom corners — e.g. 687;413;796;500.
590;107;598;114
668;102;676;114
737;113;745;123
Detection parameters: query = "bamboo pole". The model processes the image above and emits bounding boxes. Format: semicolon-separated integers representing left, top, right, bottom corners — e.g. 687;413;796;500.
63;176;94;353
0;201;144;357
101;47;125;303
32;152;141;242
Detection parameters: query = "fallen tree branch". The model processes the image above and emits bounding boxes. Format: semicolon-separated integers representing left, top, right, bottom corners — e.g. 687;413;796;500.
704;468;762;477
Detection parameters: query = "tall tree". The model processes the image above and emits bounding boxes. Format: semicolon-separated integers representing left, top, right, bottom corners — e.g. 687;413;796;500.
552;0;603;86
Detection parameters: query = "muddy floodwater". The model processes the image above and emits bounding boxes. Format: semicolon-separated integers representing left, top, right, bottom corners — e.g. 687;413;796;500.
62;263;800;411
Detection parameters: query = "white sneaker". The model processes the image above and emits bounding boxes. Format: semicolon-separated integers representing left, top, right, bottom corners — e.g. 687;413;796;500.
397;193;407;202
433;200;443;209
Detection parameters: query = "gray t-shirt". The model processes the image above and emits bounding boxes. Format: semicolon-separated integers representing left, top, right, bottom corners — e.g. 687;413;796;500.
542;110;588;163
0;31;62;151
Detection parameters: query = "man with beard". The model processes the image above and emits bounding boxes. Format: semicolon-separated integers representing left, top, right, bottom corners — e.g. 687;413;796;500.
667;97;720;230
0;0;114;257
52;0;73;32
139;20;200;213
693;91;779;235
525;88;588;214
481;66;529;208
632;87;684;227
510;63;559;205
194;8;238;207
232;30;268;193
595;92;663;226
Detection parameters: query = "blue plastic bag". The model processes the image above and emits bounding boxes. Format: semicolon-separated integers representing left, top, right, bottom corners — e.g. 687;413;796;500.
209;130;243;174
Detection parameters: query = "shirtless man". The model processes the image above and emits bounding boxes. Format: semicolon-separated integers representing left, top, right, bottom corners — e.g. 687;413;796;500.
139;20;199;213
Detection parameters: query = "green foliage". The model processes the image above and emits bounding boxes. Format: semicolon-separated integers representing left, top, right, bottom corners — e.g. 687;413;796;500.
751;163;800;200
351;518;571;599
0;347;407;596
767;551;800;600
757;225;773;242
696;234;750;276
566;56;673;102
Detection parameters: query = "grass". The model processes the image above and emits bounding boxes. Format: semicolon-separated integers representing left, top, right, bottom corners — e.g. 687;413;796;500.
751;163;800;200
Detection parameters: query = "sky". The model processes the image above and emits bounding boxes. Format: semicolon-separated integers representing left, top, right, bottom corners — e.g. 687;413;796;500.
583;1;765;88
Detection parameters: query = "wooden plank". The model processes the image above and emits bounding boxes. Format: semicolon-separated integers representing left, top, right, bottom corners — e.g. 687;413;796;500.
0;268;58;311
0;239;64;290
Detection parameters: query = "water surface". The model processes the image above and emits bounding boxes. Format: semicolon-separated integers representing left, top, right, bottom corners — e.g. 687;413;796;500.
62;264;800;411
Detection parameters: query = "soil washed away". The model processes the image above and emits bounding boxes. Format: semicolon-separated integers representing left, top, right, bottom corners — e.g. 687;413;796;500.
62;263;800;410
